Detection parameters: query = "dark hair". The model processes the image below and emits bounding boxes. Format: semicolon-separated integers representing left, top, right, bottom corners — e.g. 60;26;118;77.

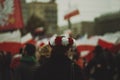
19;48;23;54
51;45;70;56
94;45;103;52
24;43;36;56
93;45;103;56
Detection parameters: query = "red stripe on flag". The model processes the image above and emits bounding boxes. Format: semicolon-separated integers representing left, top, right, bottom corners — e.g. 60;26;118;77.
77;45;95;52
84;51;94;62
0;42;23;55
111;43;120;53
98;39;114;50
22;39;37;46
76;45;95;62
64;10;79;20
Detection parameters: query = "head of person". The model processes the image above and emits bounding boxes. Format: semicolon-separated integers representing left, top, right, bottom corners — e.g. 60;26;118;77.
93;45;103;56
36;45;52;62
23;43;36;56
39;45;52;57
19;47;24;54
49;36;76;56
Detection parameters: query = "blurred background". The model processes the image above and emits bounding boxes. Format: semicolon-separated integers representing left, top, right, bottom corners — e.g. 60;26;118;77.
0;0;120;50
1;1;120;80
0;0;120;38
24;0;120;38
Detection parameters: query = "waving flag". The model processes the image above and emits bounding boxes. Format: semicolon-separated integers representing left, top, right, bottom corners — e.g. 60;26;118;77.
98;39;114;50
0;30;21;42
0;30;22;55
0;0;24;31
0;42;23;55
64;9;79;20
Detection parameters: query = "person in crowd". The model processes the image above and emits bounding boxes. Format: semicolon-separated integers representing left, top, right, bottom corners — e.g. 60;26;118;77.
37;44;52;65
0;51;6;80
10;48;23;70
34;36;84;80
5;52;12;80
84;45;115;80
72;49;85;69
10;48;23;80
0;51;12;80
72;49;87;80
103;48;116;80
13;43;37;80
115;50;120;80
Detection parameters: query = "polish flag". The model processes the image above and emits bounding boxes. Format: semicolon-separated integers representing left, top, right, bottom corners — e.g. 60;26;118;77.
0;30;23;55
21;33;33;44
64;9;79;20
0;42;23;55
0;30;21;42
0;0;24;31
21;33;36;45
98;39;114;50
76;35;99;62
36;38;49;48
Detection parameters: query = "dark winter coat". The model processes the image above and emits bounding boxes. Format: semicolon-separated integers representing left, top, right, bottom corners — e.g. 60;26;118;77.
34;54;84;80
13;56;38;80
85;51;115;80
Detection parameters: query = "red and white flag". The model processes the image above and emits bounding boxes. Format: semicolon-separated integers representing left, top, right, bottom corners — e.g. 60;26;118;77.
0;30;21;42
98;39;114;50
0;30;22;55
64;9;79;20
0;0;24;31
0;42;23;55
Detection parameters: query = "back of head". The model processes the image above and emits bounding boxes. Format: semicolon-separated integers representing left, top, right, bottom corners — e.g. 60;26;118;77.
19;48;23;54
24;43;36;56
49;36;76;56
39;45;52;57
94;45;103;56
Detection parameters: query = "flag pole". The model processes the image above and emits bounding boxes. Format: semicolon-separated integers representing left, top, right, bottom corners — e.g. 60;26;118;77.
68;19;71;29
64;0;79;30
68;0;72;29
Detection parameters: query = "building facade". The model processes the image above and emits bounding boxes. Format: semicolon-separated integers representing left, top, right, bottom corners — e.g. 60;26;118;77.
59;21;94;38
21;0;29;26
21;0;58;35
94;11;120;35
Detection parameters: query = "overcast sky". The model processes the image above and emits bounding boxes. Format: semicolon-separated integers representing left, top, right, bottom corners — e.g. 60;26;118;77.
26;0;120;26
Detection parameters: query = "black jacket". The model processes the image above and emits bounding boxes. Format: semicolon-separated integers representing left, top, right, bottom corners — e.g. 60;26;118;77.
14;56;38;80
34;55;84;80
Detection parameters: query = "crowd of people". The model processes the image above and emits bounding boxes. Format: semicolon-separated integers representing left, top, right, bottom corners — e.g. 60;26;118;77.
0;35;120;80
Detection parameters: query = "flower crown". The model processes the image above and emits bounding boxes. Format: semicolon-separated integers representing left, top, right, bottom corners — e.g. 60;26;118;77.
49;36;76;47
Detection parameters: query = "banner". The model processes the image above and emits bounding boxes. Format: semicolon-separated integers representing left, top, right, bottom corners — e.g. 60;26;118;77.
77;45;95;62
0;30;21;42
0;0;24;31
64;9;79;20
0;42;23;55
98;39;114;50
21;33;33;44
